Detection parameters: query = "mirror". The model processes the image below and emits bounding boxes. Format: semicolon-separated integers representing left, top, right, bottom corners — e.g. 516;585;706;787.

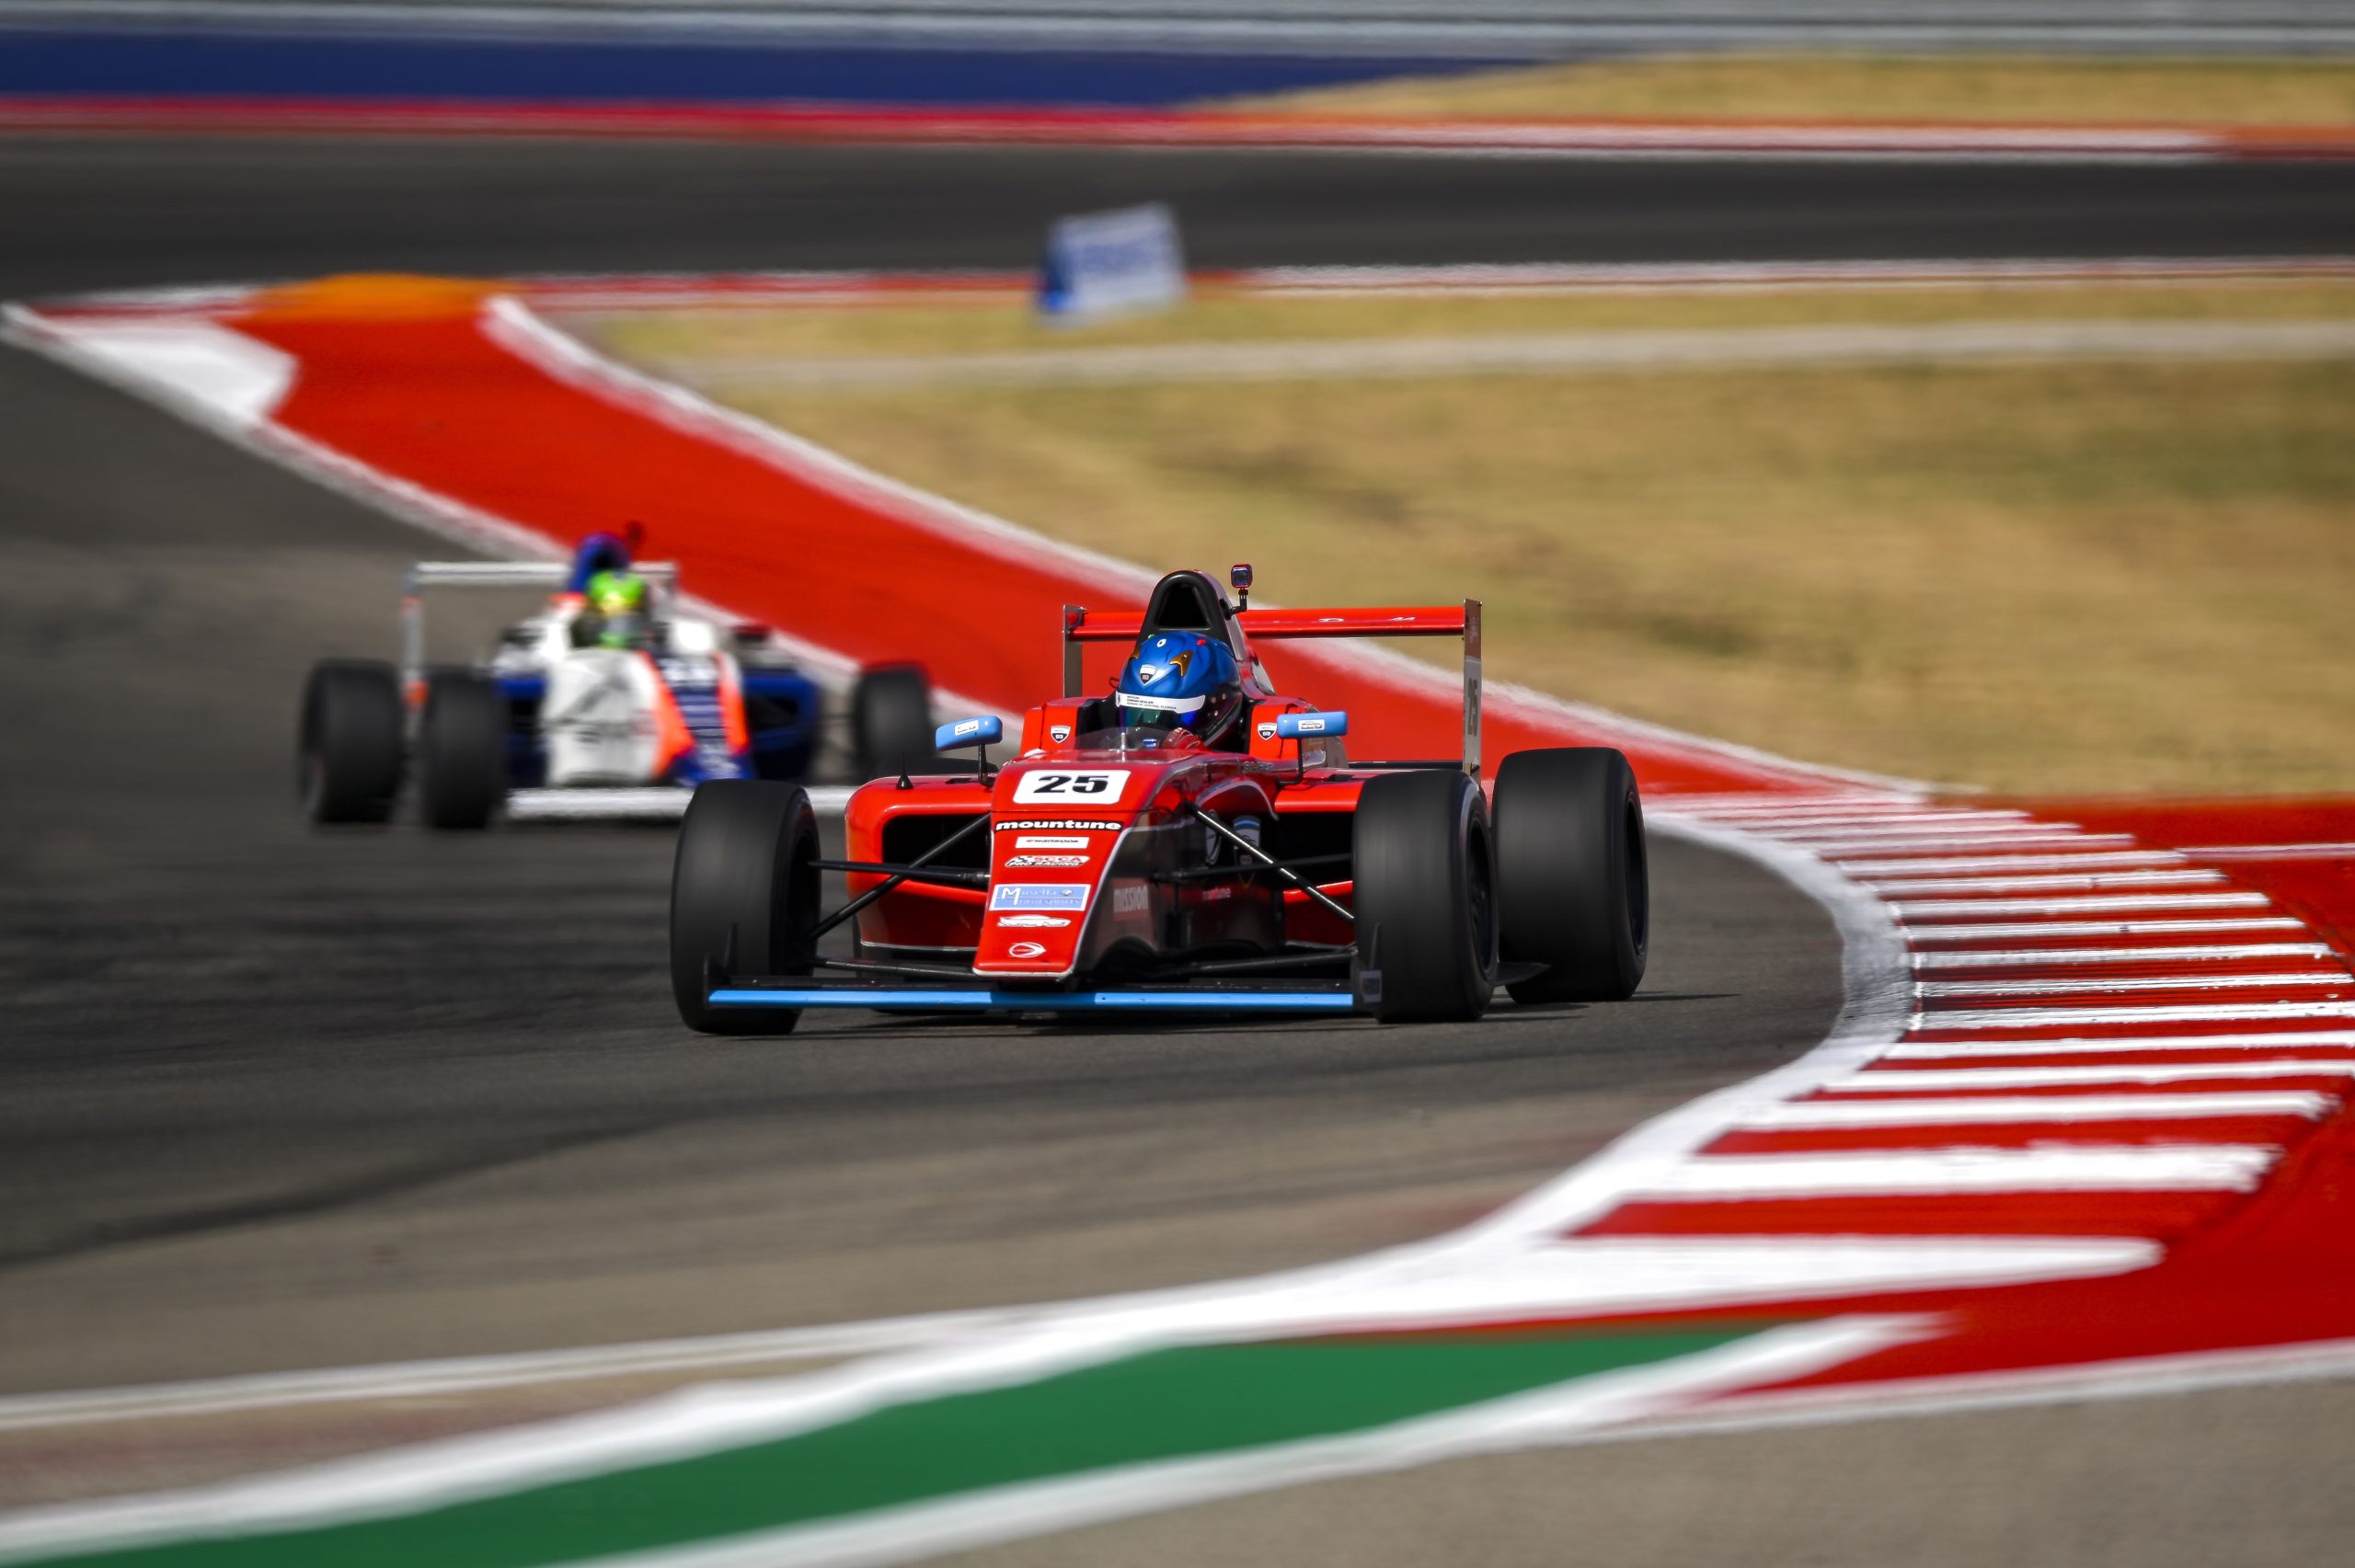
934;715;1004;750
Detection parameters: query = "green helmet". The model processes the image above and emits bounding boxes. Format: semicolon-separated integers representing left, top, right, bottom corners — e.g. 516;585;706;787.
584;570;650;648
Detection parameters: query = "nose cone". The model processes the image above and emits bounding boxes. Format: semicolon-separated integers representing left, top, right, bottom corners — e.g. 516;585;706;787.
972;761;1147;977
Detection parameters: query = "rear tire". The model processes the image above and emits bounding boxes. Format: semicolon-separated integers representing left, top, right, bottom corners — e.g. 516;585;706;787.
1351;769;1497;1023
419;671;504;831
852;664;937;779
1494;747;1648;1004
299;659;403;825
671;780;821;1035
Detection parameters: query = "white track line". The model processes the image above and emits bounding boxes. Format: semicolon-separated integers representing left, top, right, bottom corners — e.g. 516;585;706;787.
1912;944;2338;969
1742;1093;2335;1128
1759;812;2046;831
1831;1062;2355;1091
1644;1147;2278;1196
2181;841;2355;861
1920;972;2347;998
1894;893;2273;919
1608;1335;2355;1454
1902;917;2307;943
1887;1030;2355;1059
1867;870;2226;896
1766;818;2054;837
1802;834;2137;857
1914;1001;2355;1030
1837;851;2184;876
0;1311;1017;1435
1684;807;2016;827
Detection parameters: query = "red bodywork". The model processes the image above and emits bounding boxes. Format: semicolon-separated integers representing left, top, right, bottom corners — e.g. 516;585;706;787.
843;575;1480;982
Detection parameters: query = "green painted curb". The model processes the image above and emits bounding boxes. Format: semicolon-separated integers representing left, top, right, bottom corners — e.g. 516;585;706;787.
49;1328;1758;1567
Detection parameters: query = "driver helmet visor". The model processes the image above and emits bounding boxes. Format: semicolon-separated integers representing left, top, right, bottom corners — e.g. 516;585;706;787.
1117;691;1206;732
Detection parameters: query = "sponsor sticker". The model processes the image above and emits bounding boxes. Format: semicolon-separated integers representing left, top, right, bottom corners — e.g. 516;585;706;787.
994;818;1119;833
1049;725;1072;744
1011;769;1129;805
1015;834;1090;850
1112;885;1150;915
1005;941;1048;959
1256;722;1277;741
994;913;1071;929
1005;853;1089;868
1234;816;1263;849
990;883;1091;912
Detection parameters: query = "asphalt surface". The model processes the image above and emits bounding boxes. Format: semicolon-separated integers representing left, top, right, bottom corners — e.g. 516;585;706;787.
7;134;2355;298
6;132;2346;1557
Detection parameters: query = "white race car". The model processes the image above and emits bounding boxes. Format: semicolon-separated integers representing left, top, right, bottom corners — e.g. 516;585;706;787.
299;541;934;829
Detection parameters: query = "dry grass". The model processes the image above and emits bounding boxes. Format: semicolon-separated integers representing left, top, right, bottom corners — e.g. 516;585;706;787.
1209;52;2355;125
575;287;2355;795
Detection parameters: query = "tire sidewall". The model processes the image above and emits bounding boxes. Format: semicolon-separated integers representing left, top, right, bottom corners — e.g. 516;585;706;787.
419;671;504;830
670;781;818;1035
1494;747;1648;1003
1353;768;1497;1023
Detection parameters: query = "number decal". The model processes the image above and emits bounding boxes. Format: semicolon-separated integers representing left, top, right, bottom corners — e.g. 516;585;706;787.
1011;770;1130;805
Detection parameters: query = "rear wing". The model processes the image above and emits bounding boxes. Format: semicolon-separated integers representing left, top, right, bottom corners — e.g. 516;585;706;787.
1062;600;1484;775
399;559;678;694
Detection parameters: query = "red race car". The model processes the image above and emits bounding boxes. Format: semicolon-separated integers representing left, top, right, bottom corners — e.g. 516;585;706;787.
670;567;1646;1029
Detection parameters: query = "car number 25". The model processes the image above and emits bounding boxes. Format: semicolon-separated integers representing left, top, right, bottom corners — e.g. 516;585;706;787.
1011;769;1130;805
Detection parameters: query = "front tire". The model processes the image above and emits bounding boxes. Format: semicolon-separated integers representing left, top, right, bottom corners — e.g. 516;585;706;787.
852;664;937;779
1351;769;1498;1023
419;671;505;831
299;659;403;825
671;781;820;1035
1494;747;1648;1004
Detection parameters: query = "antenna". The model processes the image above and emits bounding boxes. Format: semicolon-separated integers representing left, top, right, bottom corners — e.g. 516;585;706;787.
1230;562;1253;612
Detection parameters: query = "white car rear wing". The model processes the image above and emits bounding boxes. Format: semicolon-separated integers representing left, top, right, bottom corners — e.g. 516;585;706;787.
398;559;679;695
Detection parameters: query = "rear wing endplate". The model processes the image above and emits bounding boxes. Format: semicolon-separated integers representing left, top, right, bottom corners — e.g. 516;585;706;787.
1062;601;1483;775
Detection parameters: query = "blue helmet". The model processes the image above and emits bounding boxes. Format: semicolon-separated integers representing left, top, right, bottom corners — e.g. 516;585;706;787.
1116;631;1244;746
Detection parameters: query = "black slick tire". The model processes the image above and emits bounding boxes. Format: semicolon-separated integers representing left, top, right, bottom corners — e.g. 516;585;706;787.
852;664;937;779
671;780;820;1035
1494;747;1648;1004
1351;768;1498;1023
418;670;505;831
298;658;404;825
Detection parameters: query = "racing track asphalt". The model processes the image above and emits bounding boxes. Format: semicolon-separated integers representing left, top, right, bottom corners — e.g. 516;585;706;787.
5;135;2349;1554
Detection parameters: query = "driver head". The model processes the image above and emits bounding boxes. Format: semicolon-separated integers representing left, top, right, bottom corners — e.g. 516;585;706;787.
1115;630;1243;747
